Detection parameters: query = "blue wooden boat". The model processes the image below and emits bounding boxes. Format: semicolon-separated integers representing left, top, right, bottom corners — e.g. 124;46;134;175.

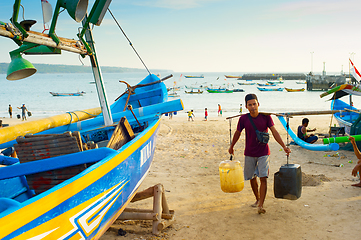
331;99;359;135
50;91;85;96
238;82;255;85
257;87;284;91
0;1;184;239
257;83;277;86
206;88;233;93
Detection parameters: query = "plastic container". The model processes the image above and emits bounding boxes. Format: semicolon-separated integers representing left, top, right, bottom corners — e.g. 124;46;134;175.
274;164;302;200
219;159;244;193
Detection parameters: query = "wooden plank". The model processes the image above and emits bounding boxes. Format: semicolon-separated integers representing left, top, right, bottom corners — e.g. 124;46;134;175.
17;134;73;143
23;132;72;138
72;131;83;152
16;145;80;156
15;137;78;147
121;117;135;139
14;140;78;151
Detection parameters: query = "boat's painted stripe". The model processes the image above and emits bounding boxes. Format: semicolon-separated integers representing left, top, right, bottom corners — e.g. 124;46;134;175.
0;107;101;145
277;116;339;151
0;119;160;238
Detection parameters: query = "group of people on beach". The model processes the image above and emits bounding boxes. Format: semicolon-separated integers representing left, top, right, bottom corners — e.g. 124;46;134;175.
8;104;29;121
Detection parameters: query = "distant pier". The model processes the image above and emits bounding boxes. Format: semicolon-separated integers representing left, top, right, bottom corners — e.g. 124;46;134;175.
241;73;306;80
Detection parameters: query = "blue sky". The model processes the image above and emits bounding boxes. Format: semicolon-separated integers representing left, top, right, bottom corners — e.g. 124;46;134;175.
1;0;361;73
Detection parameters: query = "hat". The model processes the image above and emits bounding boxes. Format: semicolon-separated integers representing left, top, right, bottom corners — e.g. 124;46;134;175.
245;94;258;104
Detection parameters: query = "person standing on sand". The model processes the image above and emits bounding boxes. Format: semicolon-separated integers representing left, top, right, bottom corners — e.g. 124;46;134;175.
17;104;28;121
8;104;12;118
228;93;291;214
348;136;361;187
188;110;195;121
204;108;208;121
218;104;222;116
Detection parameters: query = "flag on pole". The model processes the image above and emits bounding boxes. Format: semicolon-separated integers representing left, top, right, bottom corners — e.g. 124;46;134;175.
41;0;52;32
350;58;361;82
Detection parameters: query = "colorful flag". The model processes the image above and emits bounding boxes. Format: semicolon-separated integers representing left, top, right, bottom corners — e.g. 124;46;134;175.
350;59;361;82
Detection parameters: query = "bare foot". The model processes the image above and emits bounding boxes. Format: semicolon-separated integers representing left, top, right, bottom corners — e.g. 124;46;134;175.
257;206;266;214
251;201;258;208
351;182;361;187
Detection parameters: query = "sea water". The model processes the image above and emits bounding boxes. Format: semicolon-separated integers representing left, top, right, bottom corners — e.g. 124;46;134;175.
1;72;359;118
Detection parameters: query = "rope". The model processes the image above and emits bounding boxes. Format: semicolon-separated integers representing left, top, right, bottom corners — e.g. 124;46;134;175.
107;8;151;75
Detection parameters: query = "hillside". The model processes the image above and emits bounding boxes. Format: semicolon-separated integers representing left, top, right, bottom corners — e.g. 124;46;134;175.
0;63;169;74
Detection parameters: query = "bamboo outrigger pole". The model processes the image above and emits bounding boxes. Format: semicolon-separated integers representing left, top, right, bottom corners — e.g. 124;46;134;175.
226;110;350;120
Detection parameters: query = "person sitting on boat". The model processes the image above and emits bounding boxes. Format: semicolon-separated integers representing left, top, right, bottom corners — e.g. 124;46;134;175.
297;118;318;144
348;136;361;187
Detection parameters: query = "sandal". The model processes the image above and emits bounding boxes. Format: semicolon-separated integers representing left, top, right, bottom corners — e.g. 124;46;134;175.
251;201;258;208
257;206;266;214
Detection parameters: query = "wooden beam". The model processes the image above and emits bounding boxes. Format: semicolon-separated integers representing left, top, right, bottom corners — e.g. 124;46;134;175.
0;25;88;55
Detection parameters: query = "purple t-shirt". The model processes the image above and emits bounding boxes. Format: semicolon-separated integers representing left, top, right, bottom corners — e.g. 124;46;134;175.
237;113;274;157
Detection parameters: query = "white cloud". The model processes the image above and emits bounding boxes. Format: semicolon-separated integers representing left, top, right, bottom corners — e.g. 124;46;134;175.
131;0;221;10
273;0;361;17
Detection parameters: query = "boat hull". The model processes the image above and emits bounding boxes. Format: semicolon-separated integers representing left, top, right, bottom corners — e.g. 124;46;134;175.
206;89;233;93
0;120;159;239
332;99;359;135
0;74;184;240
257;87;284;91
285;88;305;92
50;92;85;96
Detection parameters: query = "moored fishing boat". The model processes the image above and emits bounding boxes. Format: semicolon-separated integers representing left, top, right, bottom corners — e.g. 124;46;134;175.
0;1;183;239
185;89;203;94
258;83;277;86
184;75;204;78
285;88;305;92
257;87;284;91
50;91;86;96
206;88;233;93
238;82;255;85
232;88;244;92
225;75;242;78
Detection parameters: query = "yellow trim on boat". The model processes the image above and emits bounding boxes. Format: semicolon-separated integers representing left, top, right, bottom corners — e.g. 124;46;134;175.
0;107;101;145
0;119;160;238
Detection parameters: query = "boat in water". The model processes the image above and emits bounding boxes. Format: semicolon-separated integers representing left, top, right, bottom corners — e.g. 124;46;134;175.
257;87;284;91
232;88;244;92
50;91;86;96
0;1;183;239
285;88;305;92
258;83;277;87
225;75;242;78
185;89;203;94
184;75;204;78
206;88;233;93
238;82;255;85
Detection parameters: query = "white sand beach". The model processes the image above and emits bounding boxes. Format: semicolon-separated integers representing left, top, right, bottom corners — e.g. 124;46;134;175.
3;114;360;240
100;114;361;240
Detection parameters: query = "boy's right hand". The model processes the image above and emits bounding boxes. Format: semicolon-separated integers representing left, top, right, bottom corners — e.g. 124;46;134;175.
228;147;234;155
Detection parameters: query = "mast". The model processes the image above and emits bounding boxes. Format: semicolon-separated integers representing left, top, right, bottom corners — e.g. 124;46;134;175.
82;17;113;126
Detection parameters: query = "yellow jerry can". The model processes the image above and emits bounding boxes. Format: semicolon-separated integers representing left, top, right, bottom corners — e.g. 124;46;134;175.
219;157;244;193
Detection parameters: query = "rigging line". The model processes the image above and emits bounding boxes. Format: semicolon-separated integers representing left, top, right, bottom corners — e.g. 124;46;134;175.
107;8;151;75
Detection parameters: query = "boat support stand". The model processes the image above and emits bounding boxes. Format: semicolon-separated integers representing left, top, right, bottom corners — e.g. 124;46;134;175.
117;183;175;235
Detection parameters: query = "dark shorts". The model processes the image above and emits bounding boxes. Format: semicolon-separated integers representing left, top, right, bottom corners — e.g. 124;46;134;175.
305;135;318;143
